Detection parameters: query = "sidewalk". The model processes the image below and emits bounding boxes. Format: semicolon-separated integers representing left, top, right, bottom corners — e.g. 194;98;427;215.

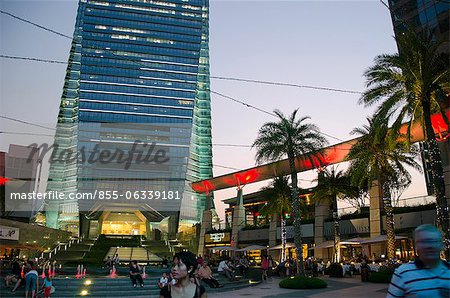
209;276;388;298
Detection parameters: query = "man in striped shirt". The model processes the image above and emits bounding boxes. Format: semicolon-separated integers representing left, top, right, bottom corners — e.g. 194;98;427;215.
386;224;450;297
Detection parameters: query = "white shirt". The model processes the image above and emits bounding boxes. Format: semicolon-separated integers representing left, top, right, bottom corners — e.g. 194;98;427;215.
25;270;38;277
159;277;168;287
217;261;229;272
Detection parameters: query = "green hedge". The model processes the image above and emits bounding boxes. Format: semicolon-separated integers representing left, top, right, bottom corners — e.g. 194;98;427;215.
368;266;394;283
279;276;327;289
325;263;343;277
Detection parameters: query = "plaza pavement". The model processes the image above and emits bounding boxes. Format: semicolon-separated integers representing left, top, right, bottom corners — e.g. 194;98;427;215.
209;276;388;298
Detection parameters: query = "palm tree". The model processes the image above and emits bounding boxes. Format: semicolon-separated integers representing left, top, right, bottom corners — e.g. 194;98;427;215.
359;29;450;255
312;167;358;263
252;109;328;276
260;176;292;262
346;118;421;260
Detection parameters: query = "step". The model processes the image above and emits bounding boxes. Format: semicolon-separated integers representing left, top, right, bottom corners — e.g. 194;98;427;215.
54;251;85;261
54;267;169;276
0;278;259;298
65;244;91;251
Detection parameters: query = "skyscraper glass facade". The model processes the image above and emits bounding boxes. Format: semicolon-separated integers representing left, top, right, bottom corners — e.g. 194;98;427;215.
45;0;212;243
388;0;449;43
387;0;449;196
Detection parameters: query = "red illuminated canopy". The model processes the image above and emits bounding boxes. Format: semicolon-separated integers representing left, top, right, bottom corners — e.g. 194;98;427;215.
0;177;9;185
192;110;449;193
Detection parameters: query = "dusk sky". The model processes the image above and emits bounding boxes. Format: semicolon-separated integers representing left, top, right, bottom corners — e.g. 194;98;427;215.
0;0;428;222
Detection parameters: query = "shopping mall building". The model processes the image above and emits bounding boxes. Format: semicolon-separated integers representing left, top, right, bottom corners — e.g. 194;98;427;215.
193;111;450;262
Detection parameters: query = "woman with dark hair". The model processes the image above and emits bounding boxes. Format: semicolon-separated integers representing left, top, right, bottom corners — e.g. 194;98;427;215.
170;251;206;298
129;260;144;288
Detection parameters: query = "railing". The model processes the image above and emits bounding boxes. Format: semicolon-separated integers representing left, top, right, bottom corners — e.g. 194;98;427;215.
44;234;95;259
338;195;436;216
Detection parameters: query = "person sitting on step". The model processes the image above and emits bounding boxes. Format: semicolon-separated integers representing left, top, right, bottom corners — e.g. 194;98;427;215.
197;260;223;288
129;260;144;288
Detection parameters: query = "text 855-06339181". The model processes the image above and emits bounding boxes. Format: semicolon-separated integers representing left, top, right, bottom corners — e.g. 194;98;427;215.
97;190;181;200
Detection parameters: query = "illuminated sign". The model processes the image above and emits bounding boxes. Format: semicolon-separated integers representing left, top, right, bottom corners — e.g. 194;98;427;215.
205;232;230;244
0;225;20;241
210;233;224;242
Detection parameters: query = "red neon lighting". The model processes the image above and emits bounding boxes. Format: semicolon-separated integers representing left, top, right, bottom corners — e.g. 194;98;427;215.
191;180;214;193
431;112;449;133
0;177;9;186
192;110;449;193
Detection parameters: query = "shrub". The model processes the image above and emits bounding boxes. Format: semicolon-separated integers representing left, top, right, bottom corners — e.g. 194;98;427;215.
368;271;393;283
369;266;394;283
279;276;327;289
246;267;263;281
326;263;343;277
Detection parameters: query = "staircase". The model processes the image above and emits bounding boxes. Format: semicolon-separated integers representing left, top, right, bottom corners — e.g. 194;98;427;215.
103;247;162;262
52;239;95;263
141;240;172;259
83;235;141;265
53;236;172;265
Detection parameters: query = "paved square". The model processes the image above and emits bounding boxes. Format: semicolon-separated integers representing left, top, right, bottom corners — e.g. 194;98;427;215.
209;276;388;298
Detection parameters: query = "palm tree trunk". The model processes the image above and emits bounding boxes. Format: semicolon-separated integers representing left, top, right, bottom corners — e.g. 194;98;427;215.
382;183;396;261
422;100;450;259
332;196;341;263
281;215;287;262
288;155;305;276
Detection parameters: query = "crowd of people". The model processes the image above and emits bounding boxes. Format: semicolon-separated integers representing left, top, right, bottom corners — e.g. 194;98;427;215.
125;253;263;297
3;257;54;298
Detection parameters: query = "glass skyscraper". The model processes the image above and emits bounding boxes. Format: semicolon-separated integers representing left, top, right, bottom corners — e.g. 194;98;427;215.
45;0;212;245
388;0;448;43
387;0;449;196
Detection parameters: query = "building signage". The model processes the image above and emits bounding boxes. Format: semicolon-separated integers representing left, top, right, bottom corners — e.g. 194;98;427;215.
0;225;20;241
205;232;230;244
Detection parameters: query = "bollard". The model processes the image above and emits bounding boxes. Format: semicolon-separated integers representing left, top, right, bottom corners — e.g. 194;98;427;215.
142;266;147;279
76;264;81;279
41;265;46;278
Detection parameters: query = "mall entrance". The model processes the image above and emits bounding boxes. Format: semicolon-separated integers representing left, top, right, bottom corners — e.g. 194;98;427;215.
100;211;147;235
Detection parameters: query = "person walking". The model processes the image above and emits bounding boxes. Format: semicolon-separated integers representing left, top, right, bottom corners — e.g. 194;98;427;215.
261;255;269;281
267;255;274;278
386;224;450;298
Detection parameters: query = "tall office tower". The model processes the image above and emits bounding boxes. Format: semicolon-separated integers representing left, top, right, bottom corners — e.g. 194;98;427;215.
387;0;449;196
387;0;448;42
45;0;212;245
